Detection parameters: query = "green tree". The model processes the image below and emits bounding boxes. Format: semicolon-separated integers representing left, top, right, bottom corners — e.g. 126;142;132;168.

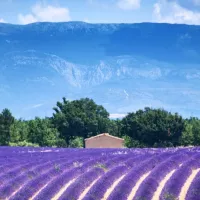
0;109;14;145
180;120;194;146
10;119;29;143
52;97;110;146
68;137;84;148
107;119;123;137
181;117;200;146
121;107;184;147
190;118;200;145
122;135;145;148
27;117;59;147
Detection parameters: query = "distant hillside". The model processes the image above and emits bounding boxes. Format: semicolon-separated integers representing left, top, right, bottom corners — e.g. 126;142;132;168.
0;22;200;118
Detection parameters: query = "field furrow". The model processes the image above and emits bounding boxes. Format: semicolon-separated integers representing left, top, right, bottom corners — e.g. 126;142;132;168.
0;147;198;200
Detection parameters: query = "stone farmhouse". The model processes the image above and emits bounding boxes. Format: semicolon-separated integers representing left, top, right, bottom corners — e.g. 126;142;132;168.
85;133;124;148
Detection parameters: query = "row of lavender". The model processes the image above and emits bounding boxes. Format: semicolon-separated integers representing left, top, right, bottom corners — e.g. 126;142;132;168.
0;147;199;200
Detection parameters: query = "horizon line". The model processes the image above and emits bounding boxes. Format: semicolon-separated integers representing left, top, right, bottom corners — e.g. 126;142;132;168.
0;21;199;26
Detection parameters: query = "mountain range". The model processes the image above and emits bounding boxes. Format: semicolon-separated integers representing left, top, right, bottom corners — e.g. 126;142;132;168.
0;21;200;119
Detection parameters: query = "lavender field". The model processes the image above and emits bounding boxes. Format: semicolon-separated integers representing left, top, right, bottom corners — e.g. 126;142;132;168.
0;147;200;200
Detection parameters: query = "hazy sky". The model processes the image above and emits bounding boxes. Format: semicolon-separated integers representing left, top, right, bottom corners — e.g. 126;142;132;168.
0;0;200;25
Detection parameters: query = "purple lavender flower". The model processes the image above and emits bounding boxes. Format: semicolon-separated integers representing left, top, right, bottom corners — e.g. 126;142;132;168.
186;171;200;200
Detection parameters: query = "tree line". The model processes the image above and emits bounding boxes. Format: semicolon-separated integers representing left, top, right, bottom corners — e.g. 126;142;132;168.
0;97;199;148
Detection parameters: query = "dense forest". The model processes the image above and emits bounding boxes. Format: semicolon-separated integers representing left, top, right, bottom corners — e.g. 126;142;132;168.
0;97;199;148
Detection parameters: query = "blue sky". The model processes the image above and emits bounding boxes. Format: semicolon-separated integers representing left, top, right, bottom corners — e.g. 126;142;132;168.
0;0;200;25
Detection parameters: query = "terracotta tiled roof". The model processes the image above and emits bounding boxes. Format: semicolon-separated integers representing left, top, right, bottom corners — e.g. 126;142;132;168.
84;133;124;141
